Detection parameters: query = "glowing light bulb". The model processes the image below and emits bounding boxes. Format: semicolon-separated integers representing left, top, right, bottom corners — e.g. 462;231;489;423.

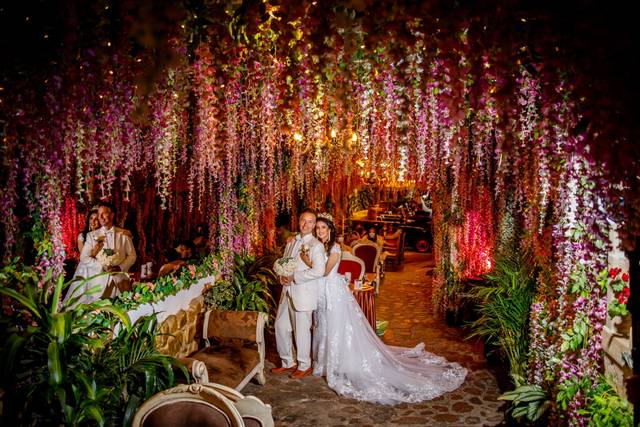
351;133;358;142
293;132;303;142
330;129;337;138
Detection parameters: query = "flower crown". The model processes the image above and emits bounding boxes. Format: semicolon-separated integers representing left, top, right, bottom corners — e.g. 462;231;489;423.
317;212;334;223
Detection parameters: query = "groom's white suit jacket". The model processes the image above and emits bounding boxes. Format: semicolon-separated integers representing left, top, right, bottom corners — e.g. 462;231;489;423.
78;226;137;297
283;233;325;312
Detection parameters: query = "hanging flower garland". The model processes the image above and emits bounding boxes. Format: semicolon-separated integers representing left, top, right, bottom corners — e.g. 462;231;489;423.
150;68;187;210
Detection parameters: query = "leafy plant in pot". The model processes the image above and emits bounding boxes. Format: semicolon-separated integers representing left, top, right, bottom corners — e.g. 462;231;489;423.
466;247;536;381
230;253;277;313
203;253;277;315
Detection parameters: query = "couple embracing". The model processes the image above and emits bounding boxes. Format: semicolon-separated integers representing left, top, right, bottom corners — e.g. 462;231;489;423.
272;209;467;405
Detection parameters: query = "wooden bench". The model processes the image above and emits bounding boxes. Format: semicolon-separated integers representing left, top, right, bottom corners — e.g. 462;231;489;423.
181;310;267;391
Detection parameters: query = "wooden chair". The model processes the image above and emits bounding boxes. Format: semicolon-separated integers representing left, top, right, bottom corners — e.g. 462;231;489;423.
182;310;267;391
383;230;405;269
132;383;274;427
203;383;274;427
337;251;366;282
352;240;382;293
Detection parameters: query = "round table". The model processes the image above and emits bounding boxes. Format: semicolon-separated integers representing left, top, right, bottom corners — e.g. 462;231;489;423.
350;284;376;331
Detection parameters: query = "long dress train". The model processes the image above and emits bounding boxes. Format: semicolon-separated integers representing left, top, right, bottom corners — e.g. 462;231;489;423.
312;244;467;405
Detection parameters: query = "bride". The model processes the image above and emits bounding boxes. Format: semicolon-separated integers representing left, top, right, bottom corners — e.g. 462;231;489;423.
301;213;467;405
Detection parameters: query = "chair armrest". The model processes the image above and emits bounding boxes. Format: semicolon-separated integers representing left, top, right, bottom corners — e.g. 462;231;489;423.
177;358;209;384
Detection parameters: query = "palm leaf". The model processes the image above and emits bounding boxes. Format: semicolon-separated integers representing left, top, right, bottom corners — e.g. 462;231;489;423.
47;341;63;386
1;333;27;381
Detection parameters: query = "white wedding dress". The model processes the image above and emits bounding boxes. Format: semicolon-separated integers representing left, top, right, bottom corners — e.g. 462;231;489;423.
312;244;467;405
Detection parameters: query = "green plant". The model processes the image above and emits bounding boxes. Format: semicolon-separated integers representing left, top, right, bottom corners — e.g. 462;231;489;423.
498;375;551;423
203;278;236;310
557;376;633;427
560;314;590;352
0;259;187;426
585;378;633;427
466;247;536;380
202;253;277;314
229;253;276;313
90;314;188;425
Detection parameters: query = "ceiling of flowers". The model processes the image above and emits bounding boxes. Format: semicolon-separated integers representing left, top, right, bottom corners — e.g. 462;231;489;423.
1;0;638;266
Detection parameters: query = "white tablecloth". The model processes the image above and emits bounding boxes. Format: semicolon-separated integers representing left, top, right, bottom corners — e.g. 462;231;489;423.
126;275;215;325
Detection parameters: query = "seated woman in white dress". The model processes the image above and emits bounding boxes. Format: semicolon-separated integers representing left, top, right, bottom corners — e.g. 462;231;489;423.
63;209;102;305
302;213;467;405
77;208;99;255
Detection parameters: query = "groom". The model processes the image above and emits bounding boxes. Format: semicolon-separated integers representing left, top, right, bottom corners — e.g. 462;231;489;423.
79;201;137;300
272;209;325;378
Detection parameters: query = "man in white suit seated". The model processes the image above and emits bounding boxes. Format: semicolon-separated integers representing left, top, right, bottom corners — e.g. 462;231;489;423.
65;201;136;305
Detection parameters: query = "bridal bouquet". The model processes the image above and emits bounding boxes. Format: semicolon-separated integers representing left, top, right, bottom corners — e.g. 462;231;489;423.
273;256;296;276
96;247;124;269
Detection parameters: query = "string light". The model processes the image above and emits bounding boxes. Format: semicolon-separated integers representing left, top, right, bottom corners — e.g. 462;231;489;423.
293;132;303;142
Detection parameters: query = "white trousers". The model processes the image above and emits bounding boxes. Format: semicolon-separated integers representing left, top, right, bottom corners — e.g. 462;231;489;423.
275;292;313;370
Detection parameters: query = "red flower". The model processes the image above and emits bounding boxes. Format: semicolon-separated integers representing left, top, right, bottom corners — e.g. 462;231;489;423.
618;287;630;305
609;267;622;278
622;272;629;282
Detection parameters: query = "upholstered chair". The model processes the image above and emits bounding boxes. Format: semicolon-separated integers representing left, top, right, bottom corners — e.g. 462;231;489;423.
183;310;267;391
132;383;244;427
133;382;274;427
352;240;382;293
337;251;366;282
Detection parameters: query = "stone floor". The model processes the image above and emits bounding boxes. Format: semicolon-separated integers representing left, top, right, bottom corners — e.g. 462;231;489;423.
243;252;505;426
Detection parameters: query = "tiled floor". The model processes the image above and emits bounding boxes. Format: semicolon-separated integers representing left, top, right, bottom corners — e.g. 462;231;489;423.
243;252;505;426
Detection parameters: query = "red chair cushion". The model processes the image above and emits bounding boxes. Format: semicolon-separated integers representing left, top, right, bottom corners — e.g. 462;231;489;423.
337;260;363;281
353;246;377;273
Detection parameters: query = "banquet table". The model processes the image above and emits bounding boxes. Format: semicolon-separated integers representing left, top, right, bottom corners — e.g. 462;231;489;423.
350;283;376;330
